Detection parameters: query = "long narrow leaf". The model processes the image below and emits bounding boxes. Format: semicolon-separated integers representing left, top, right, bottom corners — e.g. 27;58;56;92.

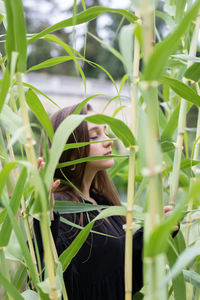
0;272;24;300
28;7;138;44
161;103;180;142
0;65;10;113
184;62;200;82
57;155;127;169
27;56;73;72
26;89;54;141
0;168;27;247
160;76;200;107
59;206;126;271
144;1;200;80
4;0;27;72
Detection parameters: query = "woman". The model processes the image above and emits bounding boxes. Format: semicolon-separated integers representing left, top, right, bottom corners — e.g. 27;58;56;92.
34;103;177;300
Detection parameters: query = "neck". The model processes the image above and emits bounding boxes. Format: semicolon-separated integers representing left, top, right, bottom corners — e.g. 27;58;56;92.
81;167;97;201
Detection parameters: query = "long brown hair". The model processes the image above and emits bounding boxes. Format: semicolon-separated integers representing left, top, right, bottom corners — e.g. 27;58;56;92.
49;102;123;210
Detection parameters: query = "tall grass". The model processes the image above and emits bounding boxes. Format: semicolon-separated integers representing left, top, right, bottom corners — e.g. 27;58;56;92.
0;0;200;299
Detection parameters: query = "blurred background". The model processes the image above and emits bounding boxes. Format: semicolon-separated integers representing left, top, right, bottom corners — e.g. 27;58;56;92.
0;0;198;196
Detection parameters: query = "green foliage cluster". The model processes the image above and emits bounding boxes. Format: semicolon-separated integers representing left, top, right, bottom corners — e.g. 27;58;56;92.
0;0;200;300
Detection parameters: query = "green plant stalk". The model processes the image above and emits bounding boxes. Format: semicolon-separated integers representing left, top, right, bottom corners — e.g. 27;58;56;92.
186;86;200;245
124;14;140;300
15;72;58;296
169;10;200;205
140;1;166;299
50;232;68;300
16;72;37;168
4;87;40;283
0;52;40;286
40;216;58;300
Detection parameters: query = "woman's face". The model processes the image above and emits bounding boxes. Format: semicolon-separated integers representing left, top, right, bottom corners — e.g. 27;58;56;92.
86;113;114;171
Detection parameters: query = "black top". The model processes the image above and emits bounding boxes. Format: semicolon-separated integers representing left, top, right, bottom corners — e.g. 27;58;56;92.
34;192;143;300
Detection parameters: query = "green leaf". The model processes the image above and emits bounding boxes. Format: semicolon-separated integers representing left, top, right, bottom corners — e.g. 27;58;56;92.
86;114;136;147
26;56;73;72
162;159;200;176
144;1;200;80
167;240;186;300
155;10;175;30
21;290;39;300
0;65;10;113
64;138;117;151
4;0;27;72
12;264;26;289
3;193;39;286
171;54;200;63
110;158;129;178
59;206;126;271
45;113;135;187
43;35;86;93
145;198;186;257
0;272;24;300
0;168;27;247
57;155;127;169
0;162;18;198
184;62;200;82
22;82;60;109
161;245;200;287
0;208;6;224
54;200;108;214
44;114;85;187
183;270;200;288
160;76;200;107
59;221;93;272
28;7;138;44
26;89;54;141
88;32;124;63
175;0;187;24
119;24;135;77
161;103;180;142
160;141;175;153
73;94;105;114
0;104;25;144
43;35;118;92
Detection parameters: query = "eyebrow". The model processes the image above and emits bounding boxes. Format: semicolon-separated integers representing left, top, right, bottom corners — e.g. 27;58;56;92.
89;125;108;132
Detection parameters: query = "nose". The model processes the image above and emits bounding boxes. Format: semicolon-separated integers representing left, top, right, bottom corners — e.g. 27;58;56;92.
103;135;113;148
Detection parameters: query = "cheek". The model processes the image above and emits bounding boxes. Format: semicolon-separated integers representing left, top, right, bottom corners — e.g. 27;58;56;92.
89;145;99;156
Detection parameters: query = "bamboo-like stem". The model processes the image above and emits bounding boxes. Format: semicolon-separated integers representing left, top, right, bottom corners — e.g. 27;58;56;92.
124;12;140;300
140;1;166;299
40;216;58;300
169;10;200;205
51;230;68;300
16;72;58;299
16;72;37;168
186;85;200;245
3;70;40;282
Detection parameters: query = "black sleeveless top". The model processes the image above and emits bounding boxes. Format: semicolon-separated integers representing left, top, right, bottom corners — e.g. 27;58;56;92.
34;192;143;299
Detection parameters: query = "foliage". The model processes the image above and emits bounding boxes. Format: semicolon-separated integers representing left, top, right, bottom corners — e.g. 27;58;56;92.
0;0;200;300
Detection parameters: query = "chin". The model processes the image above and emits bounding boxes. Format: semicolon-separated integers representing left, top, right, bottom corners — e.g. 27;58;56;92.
102;158;115;169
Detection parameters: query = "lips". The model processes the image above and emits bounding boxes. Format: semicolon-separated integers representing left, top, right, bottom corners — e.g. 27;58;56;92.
105;151;112;156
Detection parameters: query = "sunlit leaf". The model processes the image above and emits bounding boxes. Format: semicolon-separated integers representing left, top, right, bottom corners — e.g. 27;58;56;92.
28;7;138;44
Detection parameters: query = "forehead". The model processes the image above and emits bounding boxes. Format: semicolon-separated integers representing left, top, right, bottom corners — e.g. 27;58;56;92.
87;122;107;131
